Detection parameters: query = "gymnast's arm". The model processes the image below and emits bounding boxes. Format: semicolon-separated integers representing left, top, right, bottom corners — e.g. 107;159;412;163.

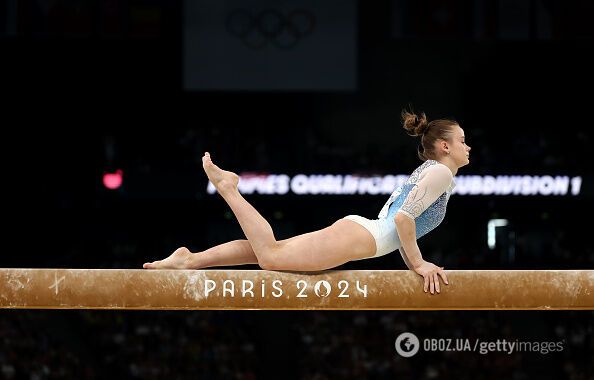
397;246;413;270
394;214;423;269
394;164;451;293
395;203;449;294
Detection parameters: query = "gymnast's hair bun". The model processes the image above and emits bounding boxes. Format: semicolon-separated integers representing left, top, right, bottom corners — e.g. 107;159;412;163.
402;110;429;137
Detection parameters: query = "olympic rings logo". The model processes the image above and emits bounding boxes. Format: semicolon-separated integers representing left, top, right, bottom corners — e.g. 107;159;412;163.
225;9;316;50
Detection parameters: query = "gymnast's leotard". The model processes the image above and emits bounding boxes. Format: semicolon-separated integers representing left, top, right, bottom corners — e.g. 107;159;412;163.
343;159;455;263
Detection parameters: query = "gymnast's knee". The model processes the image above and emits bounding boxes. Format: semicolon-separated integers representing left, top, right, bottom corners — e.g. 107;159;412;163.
256;244;284;271
258;256;279;271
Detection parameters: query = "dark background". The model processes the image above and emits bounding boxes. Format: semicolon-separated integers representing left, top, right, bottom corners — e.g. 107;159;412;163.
1;0;593;379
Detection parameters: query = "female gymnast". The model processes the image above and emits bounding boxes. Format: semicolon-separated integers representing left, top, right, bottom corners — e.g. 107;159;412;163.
143;110;471;294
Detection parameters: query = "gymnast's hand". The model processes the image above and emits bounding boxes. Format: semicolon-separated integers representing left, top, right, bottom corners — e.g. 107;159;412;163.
413;260;449;295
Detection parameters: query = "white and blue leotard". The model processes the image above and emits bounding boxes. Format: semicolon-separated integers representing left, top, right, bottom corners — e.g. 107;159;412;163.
344;160;455;264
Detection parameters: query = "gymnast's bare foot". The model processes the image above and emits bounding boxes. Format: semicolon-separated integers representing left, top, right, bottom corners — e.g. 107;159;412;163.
202;152;239;195
143;247;192;269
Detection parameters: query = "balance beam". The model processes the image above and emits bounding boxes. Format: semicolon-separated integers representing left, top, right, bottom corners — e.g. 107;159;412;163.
1;269;592;310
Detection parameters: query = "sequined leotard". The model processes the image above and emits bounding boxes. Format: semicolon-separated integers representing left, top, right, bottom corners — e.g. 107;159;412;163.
344;160;455;263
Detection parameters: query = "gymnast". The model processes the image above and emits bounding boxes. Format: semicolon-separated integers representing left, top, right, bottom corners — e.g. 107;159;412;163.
144;110;471;294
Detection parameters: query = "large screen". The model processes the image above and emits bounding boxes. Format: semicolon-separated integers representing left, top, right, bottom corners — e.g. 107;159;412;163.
183;0;357;91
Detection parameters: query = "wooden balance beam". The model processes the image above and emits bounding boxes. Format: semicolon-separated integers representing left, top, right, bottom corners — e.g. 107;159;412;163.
1;269;592;310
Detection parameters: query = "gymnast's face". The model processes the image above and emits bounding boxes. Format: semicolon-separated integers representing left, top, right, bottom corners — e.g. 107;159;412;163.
448;126;471;167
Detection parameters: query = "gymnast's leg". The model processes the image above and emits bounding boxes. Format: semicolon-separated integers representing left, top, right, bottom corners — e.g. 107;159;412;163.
143;240;258;269
195;152;376;271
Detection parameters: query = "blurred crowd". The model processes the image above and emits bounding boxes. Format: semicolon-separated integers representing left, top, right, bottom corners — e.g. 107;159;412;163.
1;309;592;379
